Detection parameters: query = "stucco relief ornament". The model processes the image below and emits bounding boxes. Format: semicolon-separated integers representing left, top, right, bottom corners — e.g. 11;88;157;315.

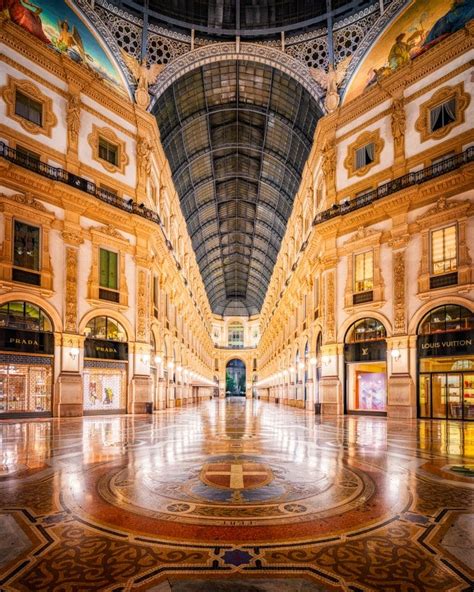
136;136;152;181
310;56;352;113
120;49;164;108
66;93;81;152
390;97;406;154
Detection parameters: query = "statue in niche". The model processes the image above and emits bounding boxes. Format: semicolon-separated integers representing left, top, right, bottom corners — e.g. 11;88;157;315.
391;97;406;155
66;93;81;152
310;56;352;113
120;49;164;109
136;136;152;182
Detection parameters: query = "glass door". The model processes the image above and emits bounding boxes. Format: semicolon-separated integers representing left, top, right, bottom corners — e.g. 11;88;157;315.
447;374;462;419
419;374;431;418
431;374;447;419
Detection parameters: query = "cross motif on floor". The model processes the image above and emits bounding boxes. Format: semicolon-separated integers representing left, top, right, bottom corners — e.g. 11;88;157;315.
206;463;267;489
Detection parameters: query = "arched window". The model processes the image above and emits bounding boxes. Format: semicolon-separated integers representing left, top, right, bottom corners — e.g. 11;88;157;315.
346;318;386;343
418;305;473;335
0;301;52;332
228;322;244;347
84;316;127;341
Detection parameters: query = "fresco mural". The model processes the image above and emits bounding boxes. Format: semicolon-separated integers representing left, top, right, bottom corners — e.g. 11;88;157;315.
0;0;126;90
344;0;474;102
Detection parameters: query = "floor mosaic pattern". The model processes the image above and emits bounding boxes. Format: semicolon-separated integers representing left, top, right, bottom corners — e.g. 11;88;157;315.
0;398;473;591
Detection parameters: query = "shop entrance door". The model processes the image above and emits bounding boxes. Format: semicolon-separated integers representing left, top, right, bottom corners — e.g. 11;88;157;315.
420;373;473;420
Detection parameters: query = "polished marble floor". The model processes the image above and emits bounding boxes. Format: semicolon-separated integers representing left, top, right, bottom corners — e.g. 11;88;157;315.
0;398;473;591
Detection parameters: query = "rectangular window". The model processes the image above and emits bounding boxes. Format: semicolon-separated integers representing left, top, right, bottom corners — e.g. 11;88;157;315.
355;143;375;170
98;137;118;166
99;248;118;290
15;91;42;126
430;98;456;132
12;221;41;286
431;225;457;275
354;251;373;293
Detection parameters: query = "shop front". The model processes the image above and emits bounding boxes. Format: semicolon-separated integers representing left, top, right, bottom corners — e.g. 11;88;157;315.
83;316;128;415
344;318;387;416
0;301;54;417
418;305;473;421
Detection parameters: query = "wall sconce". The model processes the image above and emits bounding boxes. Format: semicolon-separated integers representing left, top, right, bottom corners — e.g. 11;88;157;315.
69;347;79;361
140;354;150;365
298;362;305;370
154;355;162;365
391;349;401;361
167;360;175;369
310;357;317;365
289;365;295;373
176;365;182;372
322;355;331;366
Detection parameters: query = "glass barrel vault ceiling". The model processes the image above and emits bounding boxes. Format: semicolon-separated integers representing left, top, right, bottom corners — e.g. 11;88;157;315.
153;60;322;317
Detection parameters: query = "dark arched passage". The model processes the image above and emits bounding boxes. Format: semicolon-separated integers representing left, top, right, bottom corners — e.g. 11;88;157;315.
226;358;246;396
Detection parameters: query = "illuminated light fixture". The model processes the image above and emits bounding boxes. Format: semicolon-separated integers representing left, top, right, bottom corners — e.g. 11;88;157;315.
176;365;182;372
69;347;79;361
310;357;317;365
154;355;162;365
167;360;175;369
322;355;331;366
298;362;305;370
391;349;401;361
289;366;295;373
140;354;150;365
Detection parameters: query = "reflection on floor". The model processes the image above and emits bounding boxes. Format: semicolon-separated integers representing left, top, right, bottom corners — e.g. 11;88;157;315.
0;398;473;591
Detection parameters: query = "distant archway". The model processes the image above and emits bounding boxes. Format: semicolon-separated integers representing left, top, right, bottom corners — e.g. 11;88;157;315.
226;359;246;397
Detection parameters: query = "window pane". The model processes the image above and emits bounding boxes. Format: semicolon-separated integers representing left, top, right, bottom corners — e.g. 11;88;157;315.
431;225;457;275
98;138;118;165
15;91;42;126
354;251;373;292
13;221;40;271
99;249;118;290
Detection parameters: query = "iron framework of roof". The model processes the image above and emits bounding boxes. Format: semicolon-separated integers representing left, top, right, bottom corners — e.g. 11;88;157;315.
109;0;372;38
153;60;321;316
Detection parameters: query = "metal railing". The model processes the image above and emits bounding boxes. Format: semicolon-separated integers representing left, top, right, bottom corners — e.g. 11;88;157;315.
1;141;472;238
312;147;474;228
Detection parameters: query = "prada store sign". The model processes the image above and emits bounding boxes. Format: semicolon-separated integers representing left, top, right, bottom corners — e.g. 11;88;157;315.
344;340;387;362
0;328;54;354
418;330;474;358
85;338;128;360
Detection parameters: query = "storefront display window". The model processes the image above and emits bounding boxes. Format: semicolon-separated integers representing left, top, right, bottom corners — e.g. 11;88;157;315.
345;318;387;415
83;366;126;412
0;301;54;415
0;360;52;413
83;316;128;414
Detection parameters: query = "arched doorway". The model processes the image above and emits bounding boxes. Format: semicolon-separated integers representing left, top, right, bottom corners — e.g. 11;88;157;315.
83;316;128;414
344;318;387;415
418;304;473;421
226;359;246;396
0;301;54;416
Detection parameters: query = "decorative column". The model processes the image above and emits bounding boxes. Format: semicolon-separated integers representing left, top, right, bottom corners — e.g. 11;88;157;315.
319;264;342;415
390;96;406;176
387;231;415;418
56;231;83;417
65;86;81;173
129;259;152;414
